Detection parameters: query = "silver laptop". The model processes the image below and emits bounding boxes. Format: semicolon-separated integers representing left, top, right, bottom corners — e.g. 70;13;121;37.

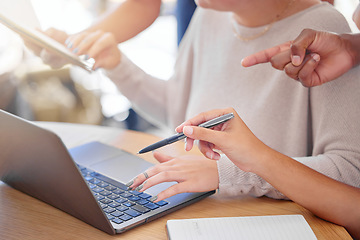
0;110;214;234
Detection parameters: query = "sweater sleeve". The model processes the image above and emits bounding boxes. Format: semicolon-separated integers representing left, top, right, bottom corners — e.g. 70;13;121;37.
217;67;360;200
105;10;200;129
105;53;169;128
217;156;286;199
105;48;195;129
297;66;360;188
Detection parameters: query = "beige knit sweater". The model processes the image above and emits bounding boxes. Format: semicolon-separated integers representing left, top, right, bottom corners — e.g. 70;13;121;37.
107;3;360;199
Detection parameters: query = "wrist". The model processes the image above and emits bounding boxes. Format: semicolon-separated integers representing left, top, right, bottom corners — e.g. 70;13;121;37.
239;140;273;174
340;33;360;68
247;142;281;176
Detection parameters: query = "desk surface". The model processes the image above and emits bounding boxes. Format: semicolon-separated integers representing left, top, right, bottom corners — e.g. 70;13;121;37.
0;122;352;239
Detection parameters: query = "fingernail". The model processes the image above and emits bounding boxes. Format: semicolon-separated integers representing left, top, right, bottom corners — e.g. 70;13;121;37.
73;48;79;54
183;126;193;135
291;55;301;66
125;180;134;187
65;39;70;45
67;42;73;49
84;55;89;60
135;184;143;191
311;53;320;62
149;195;158;202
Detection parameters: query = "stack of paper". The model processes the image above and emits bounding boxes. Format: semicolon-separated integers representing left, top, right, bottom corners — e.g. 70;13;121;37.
166;215;317;240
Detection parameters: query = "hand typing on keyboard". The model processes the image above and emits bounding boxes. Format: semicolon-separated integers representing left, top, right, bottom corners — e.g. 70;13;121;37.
77;164;168;225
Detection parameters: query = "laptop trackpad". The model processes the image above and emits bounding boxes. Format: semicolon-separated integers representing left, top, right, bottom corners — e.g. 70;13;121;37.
90;155;153;184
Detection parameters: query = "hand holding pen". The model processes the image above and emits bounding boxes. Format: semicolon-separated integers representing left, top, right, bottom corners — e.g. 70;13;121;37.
175;108;264;166
138;112;234;154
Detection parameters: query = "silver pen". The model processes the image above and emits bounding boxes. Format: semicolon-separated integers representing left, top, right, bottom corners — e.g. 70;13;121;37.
138;113;234;154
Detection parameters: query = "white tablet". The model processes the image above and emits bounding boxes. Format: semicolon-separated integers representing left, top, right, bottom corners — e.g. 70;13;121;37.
0;13;93;72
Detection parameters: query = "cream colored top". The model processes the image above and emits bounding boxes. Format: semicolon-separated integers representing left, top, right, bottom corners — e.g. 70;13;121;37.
107;3;360;199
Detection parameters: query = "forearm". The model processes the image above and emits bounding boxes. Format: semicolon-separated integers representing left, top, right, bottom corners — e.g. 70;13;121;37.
86;0;161;43
254;147;360;239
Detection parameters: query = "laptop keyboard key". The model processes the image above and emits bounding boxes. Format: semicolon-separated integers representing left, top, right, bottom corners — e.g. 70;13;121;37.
84;176;93;181
109;202;121;208
138;193;151;199
95;195;105;201
100;198;113;204
144;202;159;210
104;207;116;214
115;198;127;204
128;190;141;196
107;194;120;200
123;202;135;207
119;214;132;221
99;190;112;196
111;218;123;224
112;189;125;195
124;209;141;217
116;206;129;212
128;196;140;202
137;199;149;205
120;192;133;198
131;204;150;214
156;200;168;206
98;182;109;188
110;210;124;217
92;187;104;193
89;178;101;184
105;185;117;191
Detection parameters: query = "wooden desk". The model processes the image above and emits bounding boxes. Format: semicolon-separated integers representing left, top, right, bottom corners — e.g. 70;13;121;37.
0;122;352;239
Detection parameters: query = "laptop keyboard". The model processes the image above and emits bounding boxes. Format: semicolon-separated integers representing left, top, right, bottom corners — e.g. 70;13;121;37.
77;164;168;225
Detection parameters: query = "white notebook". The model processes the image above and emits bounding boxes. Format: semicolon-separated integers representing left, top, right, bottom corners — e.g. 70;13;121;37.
166;215;317;240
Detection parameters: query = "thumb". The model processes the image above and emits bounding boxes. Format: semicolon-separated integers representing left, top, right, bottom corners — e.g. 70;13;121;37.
153;151;173;163
290;29;317;66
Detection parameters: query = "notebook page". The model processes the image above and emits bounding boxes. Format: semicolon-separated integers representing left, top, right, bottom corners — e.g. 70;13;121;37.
166;215;317;240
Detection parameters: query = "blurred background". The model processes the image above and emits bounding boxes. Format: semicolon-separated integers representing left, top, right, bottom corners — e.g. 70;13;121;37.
0;0;358;138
